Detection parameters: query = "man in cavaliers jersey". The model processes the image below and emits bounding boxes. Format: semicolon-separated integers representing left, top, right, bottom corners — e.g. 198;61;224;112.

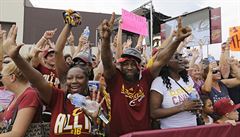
99;13;192;136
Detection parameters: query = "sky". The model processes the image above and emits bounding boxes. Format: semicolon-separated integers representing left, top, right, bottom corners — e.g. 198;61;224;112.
30;0;240;59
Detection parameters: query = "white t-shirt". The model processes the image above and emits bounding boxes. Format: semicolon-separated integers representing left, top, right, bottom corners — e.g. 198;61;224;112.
151;76;198;129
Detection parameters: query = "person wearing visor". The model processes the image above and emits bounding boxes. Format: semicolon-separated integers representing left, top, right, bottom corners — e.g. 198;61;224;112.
71;51;94;80
99;13;192;136
214;98;240;126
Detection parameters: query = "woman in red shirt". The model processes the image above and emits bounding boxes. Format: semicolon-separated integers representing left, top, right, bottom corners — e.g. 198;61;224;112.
3;25;103;137
0;62;42;136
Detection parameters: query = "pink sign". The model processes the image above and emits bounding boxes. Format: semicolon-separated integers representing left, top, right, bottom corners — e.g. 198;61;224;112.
121;9;148;36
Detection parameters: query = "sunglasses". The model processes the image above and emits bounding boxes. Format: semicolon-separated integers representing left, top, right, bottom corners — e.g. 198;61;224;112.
72;60;87;66
212;69;220;74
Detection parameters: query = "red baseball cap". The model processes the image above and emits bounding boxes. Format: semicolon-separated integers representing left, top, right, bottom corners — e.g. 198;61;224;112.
117;57;129;63
43;48;55;58
214;98;240;116
117;57;141;70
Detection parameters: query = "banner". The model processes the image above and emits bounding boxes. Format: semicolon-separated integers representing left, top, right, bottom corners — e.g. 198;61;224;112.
121;122;240;137
210;7;222;44
229;26;240;51
160;7;211;46
121;9;148;36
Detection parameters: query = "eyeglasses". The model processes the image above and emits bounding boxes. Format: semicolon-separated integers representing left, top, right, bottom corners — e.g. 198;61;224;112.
212;69;220;74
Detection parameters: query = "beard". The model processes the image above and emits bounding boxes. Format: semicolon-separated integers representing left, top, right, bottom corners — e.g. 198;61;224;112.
122;71;139;82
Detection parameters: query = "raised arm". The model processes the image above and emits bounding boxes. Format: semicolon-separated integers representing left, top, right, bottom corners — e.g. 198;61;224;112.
135;35;144;51
149;17;192;78
3;25;52;105
95;40;101;65
99;12;117;80
201;63;213;93
30;29;56;67
221;58;240;88
0;25;6;71
68;31;76;56
115;19;123;60
74;35;88;57
219;39;230;79
55;24;72;84
149;31;176;64
189;48;199;68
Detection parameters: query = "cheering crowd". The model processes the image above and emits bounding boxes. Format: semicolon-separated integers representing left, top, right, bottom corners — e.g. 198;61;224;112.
0;9;240;137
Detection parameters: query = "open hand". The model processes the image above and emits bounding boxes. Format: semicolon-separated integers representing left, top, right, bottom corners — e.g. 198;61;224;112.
191;48;199;58
3;25;23;58
83;90;105;119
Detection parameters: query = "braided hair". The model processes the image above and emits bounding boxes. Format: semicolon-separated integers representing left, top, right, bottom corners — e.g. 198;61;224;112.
159;65;189;89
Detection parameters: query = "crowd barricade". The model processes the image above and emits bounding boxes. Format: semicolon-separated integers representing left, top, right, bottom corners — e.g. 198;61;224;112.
121;122;240;137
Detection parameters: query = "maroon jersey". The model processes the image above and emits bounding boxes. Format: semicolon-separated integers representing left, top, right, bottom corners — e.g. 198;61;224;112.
106;69;154;137
49;87;93;137
3;87;42;123
36;64;60;88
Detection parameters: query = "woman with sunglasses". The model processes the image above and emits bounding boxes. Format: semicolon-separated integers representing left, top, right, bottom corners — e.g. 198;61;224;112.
0;61;42;136
202;59;240;104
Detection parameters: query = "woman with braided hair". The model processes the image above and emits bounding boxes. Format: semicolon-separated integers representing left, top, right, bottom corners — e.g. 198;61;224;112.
150;52;203;129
